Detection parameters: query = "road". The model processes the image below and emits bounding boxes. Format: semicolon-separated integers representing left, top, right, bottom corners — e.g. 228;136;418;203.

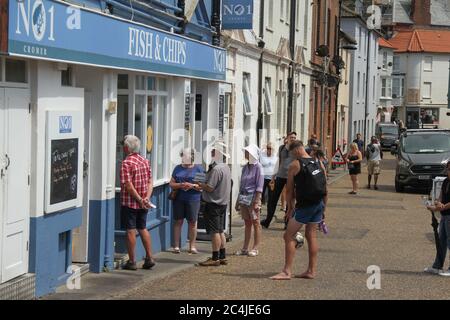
115;155;450;300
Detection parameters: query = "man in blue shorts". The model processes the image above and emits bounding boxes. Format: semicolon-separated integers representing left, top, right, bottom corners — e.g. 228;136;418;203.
271;140;328;280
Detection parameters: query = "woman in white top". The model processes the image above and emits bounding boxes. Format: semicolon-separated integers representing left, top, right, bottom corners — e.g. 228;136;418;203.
259;142;278;206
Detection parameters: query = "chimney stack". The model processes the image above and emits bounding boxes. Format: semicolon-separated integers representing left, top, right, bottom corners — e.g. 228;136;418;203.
411;0;431;26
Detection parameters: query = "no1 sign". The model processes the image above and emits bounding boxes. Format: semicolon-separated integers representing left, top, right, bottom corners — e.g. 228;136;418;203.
222;0;254;30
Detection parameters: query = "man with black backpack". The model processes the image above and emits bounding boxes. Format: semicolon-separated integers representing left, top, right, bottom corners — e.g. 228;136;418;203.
270;140;327;280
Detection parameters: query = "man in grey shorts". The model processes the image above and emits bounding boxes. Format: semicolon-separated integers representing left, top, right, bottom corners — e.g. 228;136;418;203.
198;141;231;267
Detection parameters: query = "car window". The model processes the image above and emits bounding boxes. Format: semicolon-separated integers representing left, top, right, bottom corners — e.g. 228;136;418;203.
402;134;450;154
380;126;398;135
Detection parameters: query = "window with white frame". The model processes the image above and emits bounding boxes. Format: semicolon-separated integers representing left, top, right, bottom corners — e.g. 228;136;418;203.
393;56;400;72
357;72;360;99
362;73;366;99
296;0;301;30
422;82;432;98
280;0;285;21
286;0;291;24
264;77;273;115
423;56;433;71
116;74;170;187
268;0;274;29
242;73;252;115
381;78;392;98
303;0;309;46
392;77;405;98
382;51;388;69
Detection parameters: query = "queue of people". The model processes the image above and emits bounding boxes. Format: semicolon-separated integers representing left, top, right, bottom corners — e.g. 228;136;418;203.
118;132;379;276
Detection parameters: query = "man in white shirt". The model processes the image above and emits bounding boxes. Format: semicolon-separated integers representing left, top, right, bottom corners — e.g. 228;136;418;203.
366;136;383;190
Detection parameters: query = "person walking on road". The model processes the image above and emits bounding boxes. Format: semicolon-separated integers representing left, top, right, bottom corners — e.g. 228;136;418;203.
120;135;156;271
260;142;277;206
270;140;328;280
425;161;450;277
261;132;297;228
235;144;264;257
366;136;383;190
353;133;364;155
197;141;231;267
346;143;363;195
169;148;204;254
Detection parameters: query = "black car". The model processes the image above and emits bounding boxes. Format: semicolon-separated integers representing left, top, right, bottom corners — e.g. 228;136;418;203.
393;129;450;192
375;123;399;150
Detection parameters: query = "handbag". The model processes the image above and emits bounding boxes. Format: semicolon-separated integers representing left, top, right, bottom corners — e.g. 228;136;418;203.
238;193;255;206
168;189;178;201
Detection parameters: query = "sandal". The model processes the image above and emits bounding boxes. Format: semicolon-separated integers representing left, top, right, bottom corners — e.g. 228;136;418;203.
188;248;199;254
235;249;249;256
172;247;181;254
248;249;259;257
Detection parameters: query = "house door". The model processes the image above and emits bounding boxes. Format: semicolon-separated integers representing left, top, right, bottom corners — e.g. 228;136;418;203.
72;91;92;263
0;88;31;283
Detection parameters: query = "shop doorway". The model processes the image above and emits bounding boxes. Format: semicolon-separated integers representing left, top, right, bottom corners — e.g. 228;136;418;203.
406;107;420;129
0;88;31;284
72;91;91;263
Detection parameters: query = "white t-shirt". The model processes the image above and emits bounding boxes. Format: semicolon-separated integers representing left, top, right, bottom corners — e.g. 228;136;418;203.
367;143;382;161
260;151;278;179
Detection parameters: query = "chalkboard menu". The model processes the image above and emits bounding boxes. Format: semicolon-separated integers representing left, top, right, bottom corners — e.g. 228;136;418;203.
50;138;79;205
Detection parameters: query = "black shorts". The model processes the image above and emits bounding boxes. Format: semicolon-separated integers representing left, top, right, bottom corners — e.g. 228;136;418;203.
122;206;148;230
173;199;200;222
204;202;227;234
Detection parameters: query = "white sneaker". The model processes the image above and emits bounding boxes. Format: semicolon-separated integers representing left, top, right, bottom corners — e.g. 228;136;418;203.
424;267;442;274
439;270;450;277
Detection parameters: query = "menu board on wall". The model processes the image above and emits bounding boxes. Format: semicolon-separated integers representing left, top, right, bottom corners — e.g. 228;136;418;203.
45;109;82;214
50;139;79;205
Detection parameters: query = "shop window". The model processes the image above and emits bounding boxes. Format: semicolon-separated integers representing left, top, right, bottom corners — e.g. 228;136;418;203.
118;74;129;89
156;96;168;180
146;96;154;163
135;95;146;141
242;73;252;115
135;75;145;90
147;77;156;91
158;78;167;92
61;66;73;87
116;95;129;188
5;58;27;83
264;78;273;115
421;108;439;124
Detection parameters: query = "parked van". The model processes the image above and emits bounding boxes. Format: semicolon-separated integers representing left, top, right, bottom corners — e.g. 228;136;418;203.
393;129;450;192
375;123;399;150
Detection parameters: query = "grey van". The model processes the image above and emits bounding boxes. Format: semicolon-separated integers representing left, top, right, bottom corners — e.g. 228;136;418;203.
375;123;399;150
394;129;450;192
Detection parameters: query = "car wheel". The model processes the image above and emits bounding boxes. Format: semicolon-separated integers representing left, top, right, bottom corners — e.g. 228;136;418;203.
395;179;404;193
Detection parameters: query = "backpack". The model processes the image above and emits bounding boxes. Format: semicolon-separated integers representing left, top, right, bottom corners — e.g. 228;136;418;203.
296;158;327;203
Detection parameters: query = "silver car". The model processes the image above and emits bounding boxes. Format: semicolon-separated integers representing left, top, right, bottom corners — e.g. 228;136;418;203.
394;129;450;192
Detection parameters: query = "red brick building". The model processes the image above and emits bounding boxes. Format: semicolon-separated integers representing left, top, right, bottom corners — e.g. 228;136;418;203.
309;0;341;159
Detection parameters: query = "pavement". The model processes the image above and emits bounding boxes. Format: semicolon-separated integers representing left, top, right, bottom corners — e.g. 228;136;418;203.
43;156;450;300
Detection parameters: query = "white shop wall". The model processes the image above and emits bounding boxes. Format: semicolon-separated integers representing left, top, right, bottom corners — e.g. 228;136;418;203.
30;61;84;219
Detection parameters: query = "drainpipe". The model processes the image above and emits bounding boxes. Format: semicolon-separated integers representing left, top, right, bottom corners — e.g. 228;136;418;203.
333;0;343;154
257;0;265;146
448;60;450;109
287;0;297;133
363;29;371;151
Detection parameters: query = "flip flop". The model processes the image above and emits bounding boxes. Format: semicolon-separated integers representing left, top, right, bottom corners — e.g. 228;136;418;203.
270;271;292;280
188;248;199;254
